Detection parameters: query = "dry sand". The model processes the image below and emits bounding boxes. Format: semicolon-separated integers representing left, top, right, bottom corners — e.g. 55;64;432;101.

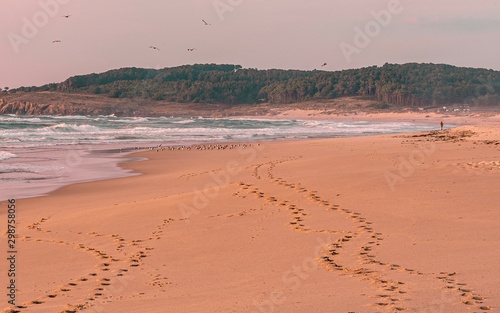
1;118;499;313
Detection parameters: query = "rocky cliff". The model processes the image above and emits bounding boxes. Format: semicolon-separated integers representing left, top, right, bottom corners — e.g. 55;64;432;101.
0;98;135;116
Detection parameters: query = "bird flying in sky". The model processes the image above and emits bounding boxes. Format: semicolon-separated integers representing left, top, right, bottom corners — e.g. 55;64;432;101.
149;46;160;51
202;19;211;26
52;40;62;43
321;63;327;67
187;48;196;52
61;15;71;18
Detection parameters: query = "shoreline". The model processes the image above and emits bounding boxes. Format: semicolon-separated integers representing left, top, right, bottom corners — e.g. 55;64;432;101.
0;113;462;202
0;145;142;202
0;107;492;202
0;121;498;312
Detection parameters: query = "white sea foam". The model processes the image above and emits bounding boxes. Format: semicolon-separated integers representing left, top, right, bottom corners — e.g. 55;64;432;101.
0;116;43;123
46;123;101;132
0;115;440;147
111;117;150;123
172;119;196;124
0;163;65;174
0;151;17;161
50;115;89;120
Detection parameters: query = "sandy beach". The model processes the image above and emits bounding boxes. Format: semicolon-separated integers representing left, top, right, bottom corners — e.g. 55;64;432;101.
1;115;499;313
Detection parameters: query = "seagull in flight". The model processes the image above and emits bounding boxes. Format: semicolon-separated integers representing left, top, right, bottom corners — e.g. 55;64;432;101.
61;15;71;18
149;46;160;51
321;63;327;67
202;19;211;26
52;40;62;43
187;48;196;52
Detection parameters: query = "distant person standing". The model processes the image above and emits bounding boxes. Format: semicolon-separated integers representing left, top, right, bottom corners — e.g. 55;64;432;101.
440;121;444;130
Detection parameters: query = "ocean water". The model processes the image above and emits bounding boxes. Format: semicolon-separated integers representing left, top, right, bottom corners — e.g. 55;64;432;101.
0;114;440;200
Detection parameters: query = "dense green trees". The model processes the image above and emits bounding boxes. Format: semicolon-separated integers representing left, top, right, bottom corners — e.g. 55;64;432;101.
260;64;500;107
22;63;500;107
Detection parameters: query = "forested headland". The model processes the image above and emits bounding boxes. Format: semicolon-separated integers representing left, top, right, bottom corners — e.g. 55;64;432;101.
11;63;500;108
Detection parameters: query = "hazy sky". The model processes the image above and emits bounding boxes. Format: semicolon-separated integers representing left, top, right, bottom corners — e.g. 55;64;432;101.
1;0;499;88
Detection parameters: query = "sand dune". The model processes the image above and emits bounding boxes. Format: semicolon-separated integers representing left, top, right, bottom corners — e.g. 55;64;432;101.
1;124;499;313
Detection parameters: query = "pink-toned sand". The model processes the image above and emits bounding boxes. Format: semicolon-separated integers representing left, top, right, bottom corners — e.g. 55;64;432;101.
0;114;499;313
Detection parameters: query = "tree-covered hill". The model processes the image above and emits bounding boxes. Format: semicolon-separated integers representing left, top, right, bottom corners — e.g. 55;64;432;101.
15;63;500;107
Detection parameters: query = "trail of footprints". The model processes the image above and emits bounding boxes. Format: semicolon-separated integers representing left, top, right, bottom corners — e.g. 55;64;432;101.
8;215;179;313
232;159;493;312
6;156;494;312
26;217;51;233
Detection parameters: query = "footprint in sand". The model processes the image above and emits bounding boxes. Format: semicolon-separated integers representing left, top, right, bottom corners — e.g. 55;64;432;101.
31;300;45;304
260;161;497;312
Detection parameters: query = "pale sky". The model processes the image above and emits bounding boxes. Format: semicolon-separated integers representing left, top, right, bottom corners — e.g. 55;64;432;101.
1;0;499;89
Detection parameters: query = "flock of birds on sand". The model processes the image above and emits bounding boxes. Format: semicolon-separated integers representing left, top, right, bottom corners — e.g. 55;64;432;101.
52;15;329;69
128;143;257;152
